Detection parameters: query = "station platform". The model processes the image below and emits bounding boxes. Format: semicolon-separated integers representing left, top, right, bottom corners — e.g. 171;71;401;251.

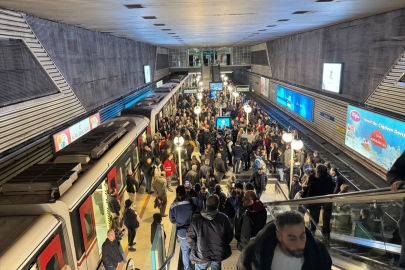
116;166;278;270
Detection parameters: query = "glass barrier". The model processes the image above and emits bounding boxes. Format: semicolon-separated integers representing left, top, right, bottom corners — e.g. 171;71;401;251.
269;184;404;269
151;225;166;270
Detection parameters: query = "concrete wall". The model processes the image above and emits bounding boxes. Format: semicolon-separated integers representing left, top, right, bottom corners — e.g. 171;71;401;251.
26;15;157;111
264;8;405;103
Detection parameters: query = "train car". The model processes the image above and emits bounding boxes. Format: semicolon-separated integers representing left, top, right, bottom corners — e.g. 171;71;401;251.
0;115;149;270
0;214;71;270
121;81;183;139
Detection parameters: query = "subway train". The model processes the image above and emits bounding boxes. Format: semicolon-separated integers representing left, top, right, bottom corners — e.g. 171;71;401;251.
0;78;185;270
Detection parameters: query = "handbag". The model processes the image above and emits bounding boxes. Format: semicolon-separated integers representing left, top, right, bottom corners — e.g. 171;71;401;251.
154;197;162;209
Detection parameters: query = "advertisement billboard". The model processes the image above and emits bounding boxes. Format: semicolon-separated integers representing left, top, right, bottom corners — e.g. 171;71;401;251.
261;77;269;97
276;86;314;122
53;113;101;152
345;105;405;171
144;65;151;83
236;85;250;92
210;91;218;99
216;117;231;129
209;82;223;91
322;63;342;93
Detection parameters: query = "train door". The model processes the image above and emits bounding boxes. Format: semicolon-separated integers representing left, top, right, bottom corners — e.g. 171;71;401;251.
79;196;99;270
38;235;64;270
91;178;109;256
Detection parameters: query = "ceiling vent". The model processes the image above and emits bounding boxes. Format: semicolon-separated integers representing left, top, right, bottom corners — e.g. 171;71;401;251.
143;16;157;19
278;19;290;22
293;11;309;14
124;4;145;9
154;23;165;26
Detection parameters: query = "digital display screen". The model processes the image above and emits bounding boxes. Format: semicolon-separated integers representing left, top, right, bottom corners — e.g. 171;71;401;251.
277;86;314;122
345;105;405;171
210;82;223;91
53;113;100;152
144;65;151;83
210;91;218;99
236;85;250;92
216;117;231;128
322;63;342;93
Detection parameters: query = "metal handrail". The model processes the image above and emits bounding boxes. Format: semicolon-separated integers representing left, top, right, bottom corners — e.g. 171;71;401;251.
385;211;398;224
264;186;405;206
275;181;289;200
158;224;177;270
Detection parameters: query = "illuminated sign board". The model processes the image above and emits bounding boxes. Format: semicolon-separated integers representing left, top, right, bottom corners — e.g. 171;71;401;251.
216;117;231;128
322;63;343;93
276;86;314;122
261;77;269;97
184;89;197;94
156;80;163;88
53;113;100;152
144;65;151;83
345;105;405;171
236;85;250;92
209;82;223;91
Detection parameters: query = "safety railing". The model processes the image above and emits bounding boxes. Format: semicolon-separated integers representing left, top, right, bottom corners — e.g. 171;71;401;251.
269;184;405;269
151;223;178;270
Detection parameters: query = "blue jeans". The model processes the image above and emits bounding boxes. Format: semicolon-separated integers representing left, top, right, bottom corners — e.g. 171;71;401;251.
256;190;262;199
119;244;127;263
104;266;116;270
233;158;241;173
179;237;191;270
278;168;284;181
195;261;221;270
144;175;152;192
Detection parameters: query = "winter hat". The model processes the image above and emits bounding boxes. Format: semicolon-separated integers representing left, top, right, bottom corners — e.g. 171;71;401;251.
125;199;133;208
234;182;244;190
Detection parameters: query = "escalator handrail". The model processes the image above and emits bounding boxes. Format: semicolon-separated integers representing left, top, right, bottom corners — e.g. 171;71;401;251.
275;181;289;200
385;211;398;224
158;224;177;270
263;186;405;207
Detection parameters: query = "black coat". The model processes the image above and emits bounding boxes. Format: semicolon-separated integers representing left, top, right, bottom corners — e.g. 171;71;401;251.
213;190;227;213
235;201;267;251
237;222;332;270
186;210;233;263
142;162;154;177
199;164;214;179
249;172;268;192
123;209;139;229
213;158;226;174
232;145;244;159
185;170;200;186
302;174;335;209
333;175;345;194
387;151;405;185
102;239;123;268
107;194;120;215
126;175;139;194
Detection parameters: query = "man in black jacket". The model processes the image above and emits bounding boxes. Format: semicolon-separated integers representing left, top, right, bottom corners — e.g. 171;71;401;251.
213;153;226;183
102;229;123;270
142;158;154;194
302;164;335;236
108;189;120;218
186;195;233;270
199;159;214;186
232;141;244;174
237;211;332;270
213;184;227;213
126;170;139;208
249;167;268;199
388;152;405;267
235;191;267;251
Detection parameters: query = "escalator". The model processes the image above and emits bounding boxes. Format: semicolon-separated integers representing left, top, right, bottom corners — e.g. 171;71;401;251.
272;182;404;269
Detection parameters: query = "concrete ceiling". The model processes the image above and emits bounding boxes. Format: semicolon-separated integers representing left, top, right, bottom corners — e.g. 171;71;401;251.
1;0;405;48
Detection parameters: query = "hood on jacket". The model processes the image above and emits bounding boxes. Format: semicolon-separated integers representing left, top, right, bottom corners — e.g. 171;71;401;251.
247;200;265;213
201;209;218;220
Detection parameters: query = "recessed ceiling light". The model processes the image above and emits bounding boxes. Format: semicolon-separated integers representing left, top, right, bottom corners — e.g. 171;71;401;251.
316;0;333;2
258;29;266;31
161;29;171;31
124;4;144;9
154;23;165;26
293;11;309;14
278;19;289;22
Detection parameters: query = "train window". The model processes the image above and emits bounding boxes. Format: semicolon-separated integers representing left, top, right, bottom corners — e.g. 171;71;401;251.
38;234;64;270
117;167;124;192
133;146;138;168
79;196;96;252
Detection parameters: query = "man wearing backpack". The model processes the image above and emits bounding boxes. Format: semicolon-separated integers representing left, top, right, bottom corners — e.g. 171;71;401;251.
241;137;252;171
252;151;264;174
249;167;268;199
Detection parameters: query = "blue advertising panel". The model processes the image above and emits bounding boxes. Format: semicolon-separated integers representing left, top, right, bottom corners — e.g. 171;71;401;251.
216;117;230;128
210;91;218;99
345;105;405;171
276;86;314;122
210;82;223;91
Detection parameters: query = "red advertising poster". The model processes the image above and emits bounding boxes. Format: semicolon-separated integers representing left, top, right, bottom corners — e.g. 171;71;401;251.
53;113;100;152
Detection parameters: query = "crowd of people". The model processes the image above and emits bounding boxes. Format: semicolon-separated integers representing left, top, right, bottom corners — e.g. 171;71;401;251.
100;84;350;270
